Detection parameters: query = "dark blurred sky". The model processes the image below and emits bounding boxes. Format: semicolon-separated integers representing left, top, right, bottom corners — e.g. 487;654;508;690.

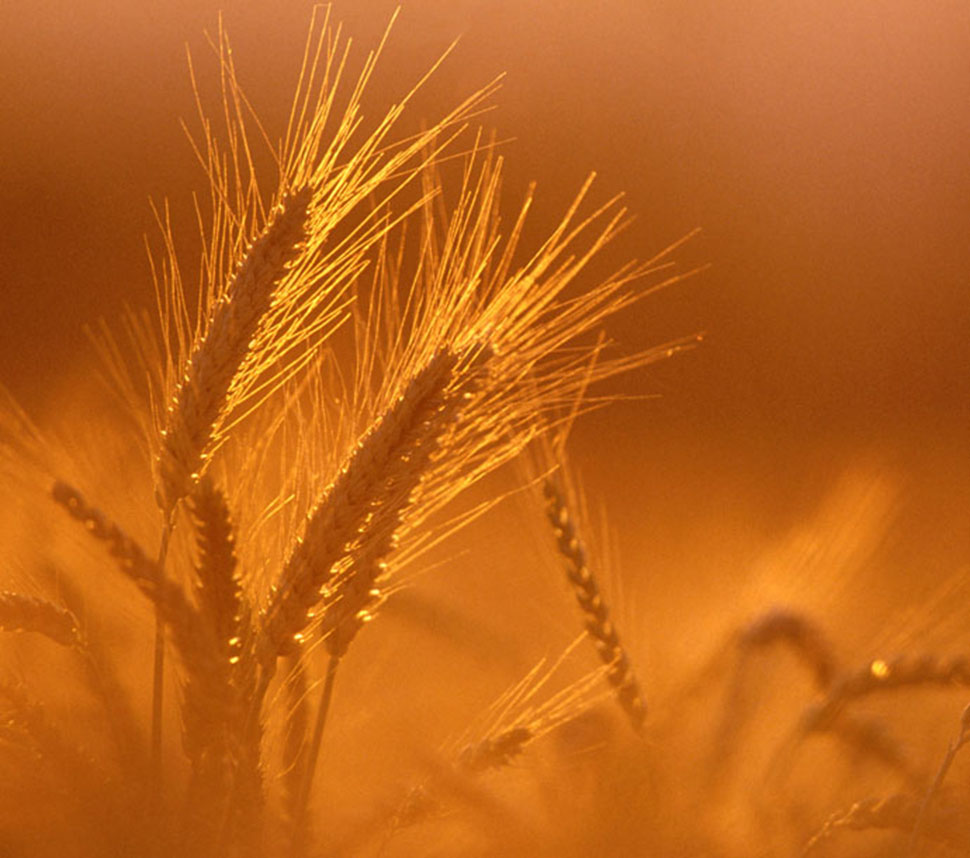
2;0;968;441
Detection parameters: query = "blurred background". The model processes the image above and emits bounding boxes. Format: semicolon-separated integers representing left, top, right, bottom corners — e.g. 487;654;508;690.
2;0;968;641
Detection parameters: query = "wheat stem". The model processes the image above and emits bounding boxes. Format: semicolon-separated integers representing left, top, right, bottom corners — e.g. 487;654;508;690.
803;793;970;855
292;653;339;854
907;703;970;855
151;524;171;798
281;654;310;847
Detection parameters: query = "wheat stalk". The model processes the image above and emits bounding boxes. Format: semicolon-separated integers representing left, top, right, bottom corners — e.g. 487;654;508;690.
907;703;970;854
802;793;970;855
280;653;310;847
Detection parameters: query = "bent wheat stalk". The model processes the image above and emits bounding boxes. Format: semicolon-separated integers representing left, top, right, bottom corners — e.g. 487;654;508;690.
738;607;837;690
802;793;970;855
802;653;970;734
908;703;970;854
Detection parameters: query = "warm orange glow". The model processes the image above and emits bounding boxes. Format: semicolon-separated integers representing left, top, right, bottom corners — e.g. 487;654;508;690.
1;3;968;857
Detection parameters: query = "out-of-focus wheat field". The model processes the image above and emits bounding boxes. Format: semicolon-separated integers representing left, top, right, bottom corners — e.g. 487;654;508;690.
1;2;968;856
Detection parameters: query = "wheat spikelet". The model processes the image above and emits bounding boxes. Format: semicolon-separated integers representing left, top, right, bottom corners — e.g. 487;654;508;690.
259;346;478;667
543;476;646;734
0;591;78;647
155;188;311;516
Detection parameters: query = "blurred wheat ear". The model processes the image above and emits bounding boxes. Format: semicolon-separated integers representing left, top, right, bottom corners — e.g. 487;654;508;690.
543;472;647;734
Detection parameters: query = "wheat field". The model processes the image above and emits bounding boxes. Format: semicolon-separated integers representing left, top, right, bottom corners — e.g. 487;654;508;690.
1;7;969;858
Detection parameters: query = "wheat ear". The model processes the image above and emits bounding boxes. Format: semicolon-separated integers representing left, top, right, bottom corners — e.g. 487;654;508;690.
155;186;312;516
51;486;228;738
183;478;261;854
52;481;267;846
51;482;196;631
457;726;533;774
738;607;836;690
0;591;79;647
543;477;646;734
319;349;490;660
259;345;480;667
189;477;247;658
803;653;970;733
